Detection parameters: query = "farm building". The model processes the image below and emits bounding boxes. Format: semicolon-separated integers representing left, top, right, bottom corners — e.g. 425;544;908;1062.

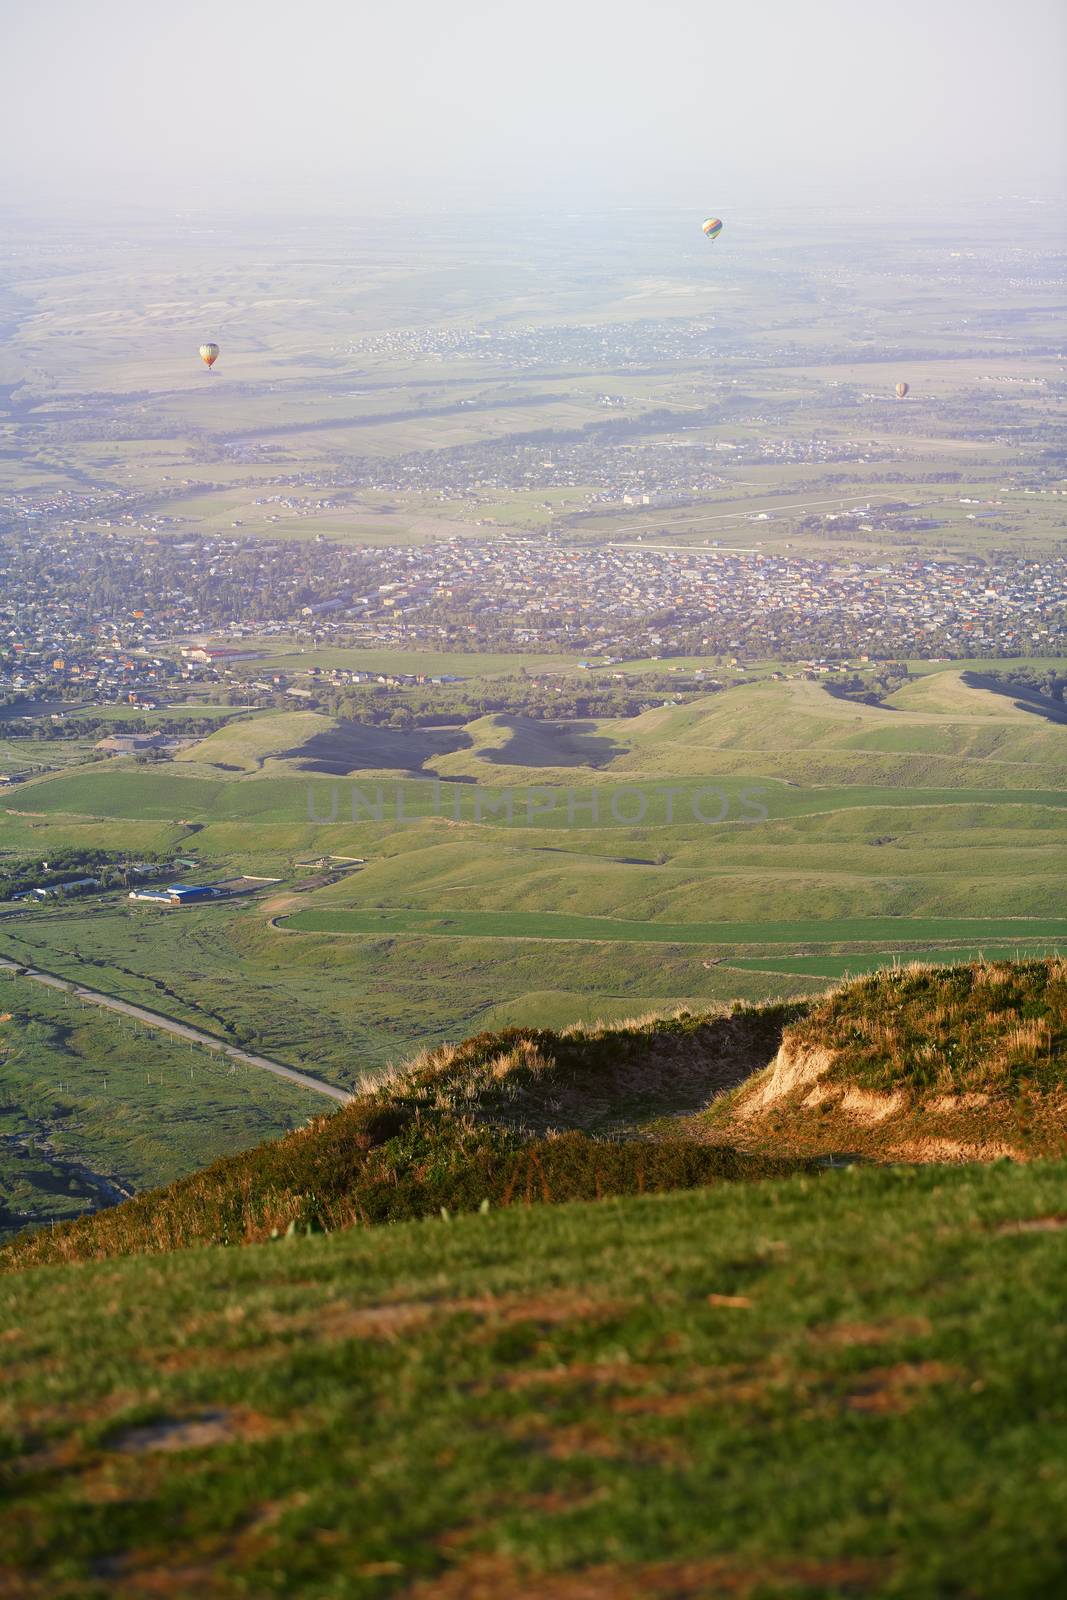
94;733;168;756
14;877;102;901
167;883;224;904
128;883;226;907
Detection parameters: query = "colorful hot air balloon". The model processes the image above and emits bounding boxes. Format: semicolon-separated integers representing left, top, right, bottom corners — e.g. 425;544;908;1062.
702;218;724;241
896;381;910;399
199;343;220;371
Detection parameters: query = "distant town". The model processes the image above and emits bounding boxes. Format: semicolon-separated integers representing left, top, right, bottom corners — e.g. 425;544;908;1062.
0;525;1062;719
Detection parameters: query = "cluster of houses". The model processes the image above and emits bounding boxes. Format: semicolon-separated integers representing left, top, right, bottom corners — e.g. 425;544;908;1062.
14;879;229;907
8;858;219;906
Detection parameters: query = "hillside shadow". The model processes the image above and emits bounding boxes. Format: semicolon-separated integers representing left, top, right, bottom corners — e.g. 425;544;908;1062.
473;1005;808;1138
284;721;473;775
962;673;1067;726
823;685;900;711
478;716;628;769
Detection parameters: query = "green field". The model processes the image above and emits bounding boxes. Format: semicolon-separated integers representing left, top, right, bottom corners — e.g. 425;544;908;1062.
0;905;817;1087
10;765;1067;823
65;703;247;724
728;943;1067;979
5;1159;1067;1596
235;647;593;678
0;972;322;1240
280;907;1067;948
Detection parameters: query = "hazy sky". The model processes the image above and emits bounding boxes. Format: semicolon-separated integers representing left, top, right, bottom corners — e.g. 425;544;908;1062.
2;0;1064;211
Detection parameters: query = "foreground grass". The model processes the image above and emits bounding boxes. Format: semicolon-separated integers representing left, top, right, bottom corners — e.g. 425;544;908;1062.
3;1162;1067;1597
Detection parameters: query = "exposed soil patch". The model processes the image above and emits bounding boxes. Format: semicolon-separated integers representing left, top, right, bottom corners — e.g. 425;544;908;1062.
109;1408;276;1454
842;1361;958;1415
253;1290;632;1347
810;1316;932;1348
508;1417;688;1467
403;1551;889;1598
993;1214;1067;1234
702;961;1067;1164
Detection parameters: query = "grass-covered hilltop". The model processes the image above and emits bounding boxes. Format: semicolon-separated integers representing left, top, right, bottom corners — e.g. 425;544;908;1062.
3;961;1067;1597
6;957;1066;1271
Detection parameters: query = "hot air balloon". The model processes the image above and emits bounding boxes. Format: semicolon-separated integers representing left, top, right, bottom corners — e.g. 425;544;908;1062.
199;343;220;371
702;218;724;241
895;381;910;399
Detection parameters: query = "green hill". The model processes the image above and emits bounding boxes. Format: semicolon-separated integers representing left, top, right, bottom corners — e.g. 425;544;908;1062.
175;710;339;772
606;675;1067;787
156;672;1067;790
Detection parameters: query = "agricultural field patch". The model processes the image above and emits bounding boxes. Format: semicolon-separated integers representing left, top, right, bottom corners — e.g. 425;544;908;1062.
0;972;319;1240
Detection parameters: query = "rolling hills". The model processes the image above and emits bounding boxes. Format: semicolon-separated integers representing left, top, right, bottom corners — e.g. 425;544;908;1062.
1;666;1063;1159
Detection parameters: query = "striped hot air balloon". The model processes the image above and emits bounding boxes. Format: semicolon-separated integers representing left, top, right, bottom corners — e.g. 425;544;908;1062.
896;381;910;399
702;218;724;241
199;343;220;371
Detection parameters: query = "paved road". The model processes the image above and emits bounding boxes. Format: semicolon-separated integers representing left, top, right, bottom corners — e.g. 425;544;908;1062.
0;958;352;1105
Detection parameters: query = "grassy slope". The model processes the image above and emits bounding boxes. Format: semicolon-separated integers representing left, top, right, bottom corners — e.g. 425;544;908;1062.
595;675;1067;788
3;1162;1067;1598
0;1000;808;1269
700;959;1067;1163
280;907;1067;945
174;711;338;772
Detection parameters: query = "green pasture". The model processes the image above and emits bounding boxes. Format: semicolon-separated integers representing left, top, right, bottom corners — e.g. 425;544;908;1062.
0;905;817;1098
729;943;1067;980
64;703;247;724
280;907;1067;948
235;646;590;677
5;1160;1067;1596
10;765;1066;824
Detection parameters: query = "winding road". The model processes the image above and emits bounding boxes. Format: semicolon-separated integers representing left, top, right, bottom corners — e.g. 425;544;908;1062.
0;957;352;1105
